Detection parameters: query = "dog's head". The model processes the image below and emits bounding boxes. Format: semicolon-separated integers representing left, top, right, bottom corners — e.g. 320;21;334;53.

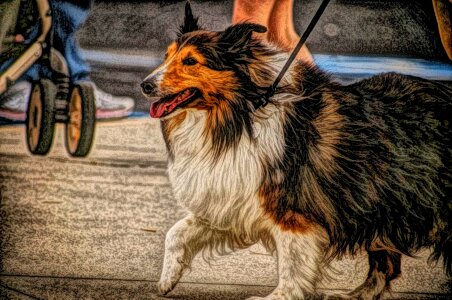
141;2;267;119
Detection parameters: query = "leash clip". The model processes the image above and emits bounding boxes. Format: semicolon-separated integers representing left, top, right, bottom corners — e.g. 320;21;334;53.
253;86;275;110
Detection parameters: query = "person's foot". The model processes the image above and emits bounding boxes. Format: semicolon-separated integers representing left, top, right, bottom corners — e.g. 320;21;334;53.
0;81;135;121
0;81;30;121
94;87;135;120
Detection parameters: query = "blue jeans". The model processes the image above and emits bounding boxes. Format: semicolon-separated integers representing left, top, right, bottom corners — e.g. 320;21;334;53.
1;0;92;83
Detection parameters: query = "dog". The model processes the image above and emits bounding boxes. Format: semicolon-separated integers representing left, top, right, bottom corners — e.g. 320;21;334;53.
141;3;452;299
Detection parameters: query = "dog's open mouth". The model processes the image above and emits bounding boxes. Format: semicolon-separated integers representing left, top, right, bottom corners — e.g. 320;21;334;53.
150;88;200;118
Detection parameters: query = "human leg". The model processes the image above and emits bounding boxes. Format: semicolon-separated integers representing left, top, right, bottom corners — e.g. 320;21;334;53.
1;0;134;121
267;0;313;63
232;0;274;40
50;0;92;82
232;0;313;64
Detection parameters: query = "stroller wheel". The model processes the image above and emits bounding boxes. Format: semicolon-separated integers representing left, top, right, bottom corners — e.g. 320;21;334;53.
26;79;56;155
65;82;95;157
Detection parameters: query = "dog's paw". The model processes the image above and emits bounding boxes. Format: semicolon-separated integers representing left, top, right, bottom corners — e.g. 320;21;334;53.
246;295;287;300
157;278;177;296
320;292;353;300
158;251;187;295
246;288;310;300
158;262;185;295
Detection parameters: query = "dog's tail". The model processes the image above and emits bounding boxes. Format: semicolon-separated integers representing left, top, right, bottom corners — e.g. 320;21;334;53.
431;81;452;276
429;161;451;277
433;169;452;276
422;82;452;277
431;219;452;276
442;227;452;276
428;81;452;277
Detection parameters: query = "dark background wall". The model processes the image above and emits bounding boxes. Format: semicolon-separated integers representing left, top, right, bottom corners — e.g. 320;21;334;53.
78;0;449;61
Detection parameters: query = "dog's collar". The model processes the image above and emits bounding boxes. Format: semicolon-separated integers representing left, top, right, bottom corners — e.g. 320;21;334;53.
251;86;275;110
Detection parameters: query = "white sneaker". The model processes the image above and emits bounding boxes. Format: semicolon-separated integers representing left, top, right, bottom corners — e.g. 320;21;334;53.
94;87;135;120
0;81;31;121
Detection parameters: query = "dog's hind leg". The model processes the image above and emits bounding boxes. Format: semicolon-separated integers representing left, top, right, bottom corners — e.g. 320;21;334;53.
348;250;401;299
326;250;401;300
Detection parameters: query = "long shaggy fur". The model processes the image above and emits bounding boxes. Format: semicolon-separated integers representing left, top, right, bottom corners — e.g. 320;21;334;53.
142;3;452;299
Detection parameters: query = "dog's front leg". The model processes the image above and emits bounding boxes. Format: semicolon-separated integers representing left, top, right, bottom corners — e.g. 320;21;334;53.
158;214;212;295
248;227;326;300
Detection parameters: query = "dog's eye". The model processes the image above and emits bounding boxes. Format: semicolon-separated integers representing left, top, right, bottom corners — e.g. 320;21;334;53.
183;57;198;66
164;52;169;60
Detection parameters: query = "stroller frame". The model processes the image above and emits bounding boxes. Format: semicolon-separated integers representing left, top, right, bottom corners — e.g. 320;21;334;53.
0;0;96;157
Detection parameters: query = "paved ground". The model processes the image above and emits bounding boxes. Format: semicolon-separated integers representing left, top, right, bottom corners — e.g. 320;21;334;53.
0;118;451;299
1;1;452;298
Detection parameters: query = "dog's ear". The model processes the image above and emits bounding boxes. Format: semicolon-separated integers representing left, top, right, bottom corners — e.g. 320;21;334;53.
219;23;267;53
178;1;200;36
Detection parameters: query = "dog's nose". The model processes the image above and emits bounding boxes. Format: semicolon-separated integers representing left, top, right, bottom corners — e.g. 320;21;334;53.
141;80;157;95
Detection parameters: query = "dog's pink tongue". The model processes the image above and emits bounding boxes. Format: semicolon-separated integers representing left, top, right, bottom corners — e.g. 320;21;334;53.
150;101;168;118
149;90;193;118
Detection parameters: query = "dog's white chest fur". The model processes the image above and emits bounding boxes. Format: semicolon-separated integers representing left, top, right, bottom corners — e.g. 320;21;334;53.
166;106;285;233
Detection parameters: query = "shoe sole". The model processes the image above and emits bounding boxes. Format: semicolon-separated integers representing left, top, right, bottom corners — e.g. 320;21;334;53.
0;110;26;122
95;108;134;120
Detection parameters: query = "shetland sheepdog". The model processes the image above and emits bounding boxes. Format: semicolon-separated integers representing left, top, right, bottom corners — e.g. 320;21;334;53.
141;3;452;299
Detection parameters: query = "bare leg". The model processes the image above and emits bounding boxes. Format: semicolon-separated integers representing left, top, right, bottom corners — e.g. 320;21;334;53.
232;0;274;41
267;0;313;63
158;215;215;295
232;0;274;25
432;0;452;60
232;0;313;64
248;228;327;300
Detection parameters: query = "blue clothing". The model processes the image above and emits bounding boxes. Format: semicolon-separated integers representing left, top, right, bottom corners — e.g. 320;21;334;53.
1;0;92;82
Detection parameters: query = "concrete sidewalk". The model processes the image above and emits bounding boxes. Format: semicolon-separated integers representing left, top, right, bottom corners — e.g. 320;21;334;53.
0;119;451;299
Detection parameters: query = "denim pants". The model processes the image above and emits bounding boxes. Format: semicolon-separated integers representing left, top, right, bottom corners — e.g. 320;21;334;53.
1;0;92;83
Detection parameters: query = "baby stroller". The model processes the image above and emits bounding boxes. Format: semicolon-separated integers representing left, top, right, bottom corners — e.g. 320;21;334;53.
0;0;95;157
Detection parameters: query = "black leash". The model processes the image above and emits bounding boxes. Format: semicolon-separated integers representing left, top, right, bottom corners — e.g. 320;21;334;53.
253;0;331;110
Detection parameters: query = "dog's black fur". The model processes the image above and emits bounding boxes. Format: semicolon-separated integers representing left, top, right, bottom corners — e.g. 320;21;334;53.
275;71;452;266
